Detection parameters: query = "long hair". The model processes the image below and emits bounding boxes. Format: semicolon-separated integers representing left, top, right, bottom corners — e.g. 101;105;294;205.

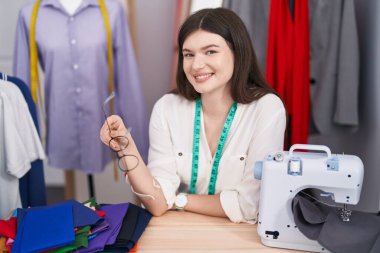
174;8;277;104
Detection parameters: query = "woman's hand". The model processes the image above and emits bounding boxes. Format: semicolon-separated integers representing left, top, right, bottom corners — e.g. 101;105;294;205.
100;115;128;150
100;116;169;217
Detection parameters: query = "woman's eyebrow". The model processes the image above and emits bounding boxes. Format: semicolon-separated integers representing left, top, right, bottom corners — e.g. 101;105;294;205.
182;44;220;52
201;44;219;50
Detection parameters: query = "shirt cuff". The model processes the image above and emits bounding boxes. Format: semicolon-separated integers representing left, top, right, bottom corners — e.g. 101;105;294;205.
153;176;176;209
124;174;175;205
220;190;257;224
8;160;32;179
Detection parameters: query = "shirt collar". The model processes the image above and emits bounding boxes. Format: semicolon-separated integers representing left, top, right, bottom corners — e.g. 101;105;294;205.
40;0;99;9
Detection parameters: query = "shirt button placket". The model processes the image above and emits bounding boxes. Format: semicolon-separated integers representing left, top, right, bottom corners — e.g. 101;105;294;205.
68;15;82;125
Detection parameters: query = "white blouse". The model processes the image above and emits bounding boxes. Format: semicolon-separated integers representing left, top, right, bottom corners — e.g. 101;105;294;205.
0;80;45;218
147;93;286;223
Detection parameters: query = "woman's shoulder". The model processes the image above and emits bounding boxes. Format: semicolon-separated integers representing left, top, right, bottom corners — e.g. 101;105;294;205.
155;93;192;107
152;93;193;114
150;94;194;128
245;93;285;113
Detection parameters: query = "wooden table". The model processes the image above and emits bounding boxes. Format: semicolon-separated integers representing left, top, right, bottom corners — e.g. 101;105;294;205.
138;211;308;252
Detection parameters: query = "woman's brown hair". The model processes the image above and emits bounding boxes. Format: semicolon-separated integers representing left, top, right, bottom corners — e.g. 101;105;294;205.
175;8;277;104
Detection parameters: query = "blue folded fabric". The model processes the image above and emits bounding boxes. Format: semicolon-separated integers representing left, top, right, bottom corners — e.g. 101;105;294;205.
12;201;75;253
17;199;102;229
125;207;152;250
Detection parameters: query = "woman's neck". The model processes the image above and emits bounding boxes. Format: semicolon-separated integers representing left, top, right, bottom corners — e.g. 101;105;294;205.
201;92;234;119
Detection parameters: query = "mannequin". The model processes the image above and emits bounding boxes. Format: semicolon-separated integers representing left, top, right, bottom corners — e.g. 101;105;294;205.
13;0;149;199
59;0;82;15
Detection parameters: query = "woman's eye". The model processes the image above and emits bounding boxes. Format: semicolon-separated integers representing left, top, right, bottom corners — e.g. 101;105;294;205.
206;50;217;55
183;53;194;58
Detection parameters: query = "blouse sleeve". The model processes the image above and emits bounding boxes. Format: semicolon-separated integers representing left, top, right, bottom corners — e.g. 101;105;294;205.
220;94;286;223
147;97;180;209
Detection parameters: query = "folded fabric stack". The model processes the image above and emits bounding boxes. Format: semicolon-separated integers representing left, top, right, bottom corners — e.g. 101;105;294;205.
0;199;152;253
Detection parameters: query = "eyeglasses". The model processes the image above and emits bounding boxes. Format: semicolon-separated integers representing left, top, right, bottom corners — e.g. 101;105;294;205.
102;92;139;173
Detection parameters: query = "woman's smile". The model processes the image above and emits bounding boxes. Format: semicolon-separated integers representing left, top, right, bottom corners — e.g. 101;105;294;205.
194;73;214;83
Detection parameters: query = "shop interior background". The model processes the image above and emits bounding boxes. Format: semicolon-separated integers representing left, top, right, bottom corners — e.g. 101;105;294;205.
1;0;379;213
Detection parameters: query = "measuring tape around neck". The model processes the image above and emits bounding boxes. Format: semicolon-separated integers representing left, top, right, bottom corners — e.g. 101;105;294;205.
190;99;237;195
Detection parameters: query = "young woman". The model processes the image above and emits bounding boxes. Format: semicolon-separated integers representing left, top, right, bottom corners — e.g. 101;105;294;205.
100;8;286;223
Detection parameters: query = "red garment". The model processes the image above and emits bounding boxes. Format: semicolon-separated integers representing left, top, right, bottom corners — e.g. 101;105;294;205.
0;217;17;239
266;0;310;147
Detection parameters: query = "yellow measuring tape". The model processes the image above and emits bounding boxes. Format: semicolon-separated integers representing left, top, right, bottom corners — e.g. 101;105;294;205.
29;0;42;107
98;0;115;115
30;0;119;180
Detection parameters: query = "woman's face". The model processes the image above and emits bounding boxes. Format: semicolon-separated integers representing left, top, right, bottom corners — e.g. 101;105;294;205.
182;30;234;97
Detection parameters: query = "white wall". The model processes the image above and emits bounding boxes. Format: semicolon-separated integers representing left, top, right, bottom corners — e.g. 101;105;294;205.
136;0;175;115
190;0;223;13
0;0;25;73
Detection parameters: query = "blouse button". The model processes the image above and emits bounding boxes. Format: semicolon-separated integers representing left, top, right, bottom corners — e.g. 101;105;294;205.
240;157;245;161
178;152;183;156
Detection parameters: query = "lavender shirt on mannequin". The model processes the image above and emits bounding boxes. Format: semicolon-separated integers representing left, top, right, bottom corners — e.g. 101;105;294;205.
13;0;149;173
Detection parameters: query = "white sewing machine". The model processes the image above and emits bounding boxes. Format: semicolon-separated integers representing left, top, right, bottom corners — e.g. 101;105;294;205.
254;144;364;253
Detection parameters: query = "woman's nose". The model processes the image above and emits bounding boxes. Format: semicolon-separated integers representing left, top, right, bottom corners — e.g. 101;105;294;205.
192;55;205;70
